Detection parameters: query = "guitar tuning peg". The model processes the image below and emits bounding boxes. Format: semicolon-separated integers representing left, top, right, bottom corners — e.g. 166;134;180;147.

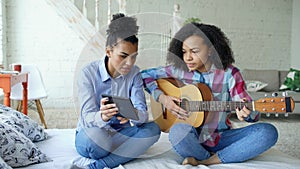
266;113;270;117
272;92;278;97
282;91;287;97
284;113;289;117
275;113;279;117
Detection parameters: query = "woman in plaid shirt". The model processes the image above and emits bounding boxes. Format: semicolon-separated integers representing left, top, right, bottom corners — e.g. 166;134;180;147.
141;22;278;166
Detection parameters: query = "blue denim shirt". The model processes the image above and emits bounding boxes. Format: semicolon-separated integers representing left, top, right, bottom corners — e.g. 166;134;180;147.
76;56;148;131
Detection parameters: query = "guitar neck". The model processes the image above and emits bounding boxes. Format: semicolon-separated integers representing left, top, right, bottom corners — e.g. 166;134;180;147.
155;78;294;114
182;101;253;112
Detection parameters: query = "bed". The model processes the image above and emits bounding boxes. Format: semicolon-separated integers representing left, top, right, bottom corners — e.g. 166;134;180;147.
0;104;299;169
18;128;300;169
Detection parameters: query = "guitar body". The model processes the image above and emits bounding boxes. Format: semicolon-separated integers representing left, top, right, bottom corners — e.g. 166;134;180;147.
150;78;295;133
150;78;213;132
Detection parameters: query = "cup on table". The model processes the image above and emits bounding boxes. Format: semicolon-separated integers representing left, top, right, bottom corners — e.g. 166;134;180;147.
10;64;22;72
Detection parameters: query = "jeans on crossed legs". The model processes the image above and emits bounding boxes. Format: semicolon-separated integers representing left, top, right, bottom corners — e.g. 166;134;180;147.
169;122;278;163
75;122;161;169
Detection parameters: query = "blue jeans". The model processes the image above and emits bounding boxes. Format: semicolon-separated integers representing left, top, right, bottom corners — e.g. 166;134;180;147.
75;122;160;169
169;122;278;163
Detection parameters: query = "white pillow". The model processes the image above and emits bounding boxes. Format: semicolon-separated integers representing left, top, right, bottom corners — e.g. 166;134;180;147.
0;156;12;169
0;123;50;167
0;104;48;142
246;80;268;92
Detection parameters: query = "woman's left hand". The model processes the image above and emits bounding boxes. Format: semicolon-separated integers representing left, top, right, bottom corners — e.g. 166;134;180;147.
235;98;251;121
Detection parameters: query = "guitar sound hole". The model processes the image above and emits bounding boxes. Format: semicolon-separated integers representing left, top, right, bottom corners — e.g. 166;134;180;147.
180;98;190;112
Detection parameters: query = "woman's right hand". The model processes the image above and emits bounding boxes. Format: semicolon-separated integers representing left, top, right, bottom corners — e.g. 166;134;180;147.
100;97;119;122
158;94;188;120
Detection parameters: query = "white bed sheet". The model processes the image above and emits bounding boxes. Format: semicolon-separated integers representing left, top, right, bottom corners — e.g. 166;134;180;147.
18;129;80;169
19;128;300;169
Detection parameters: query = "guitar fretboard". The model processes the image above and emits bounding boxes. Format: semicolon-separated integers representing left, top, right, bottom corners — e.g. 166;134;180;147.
181;100;254;112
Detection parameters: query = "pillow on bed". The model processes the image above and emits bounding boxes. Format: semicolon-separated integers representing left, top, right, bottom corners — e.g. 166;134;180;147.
0;156;12;169
0;123;50;167
0;104;48;142
279;68;300;92
245;80;268;92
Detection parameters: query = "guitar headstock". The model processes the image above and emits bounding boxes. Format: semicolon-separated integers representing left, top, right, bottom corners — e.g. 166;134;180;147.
254;96;295;114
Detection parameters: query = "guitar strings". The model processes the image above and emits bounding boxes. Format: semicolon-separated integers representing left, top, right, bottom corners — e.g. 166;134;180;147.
181;101;253;112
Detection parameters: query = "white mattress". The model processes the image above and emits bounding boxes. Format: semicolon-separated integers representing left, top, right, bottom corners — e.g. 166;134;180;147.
19;128;300;169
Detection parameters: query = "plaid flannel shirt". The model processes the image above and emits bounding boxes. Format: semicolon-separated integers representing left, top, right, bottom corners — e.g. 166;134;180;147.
141;64;260;146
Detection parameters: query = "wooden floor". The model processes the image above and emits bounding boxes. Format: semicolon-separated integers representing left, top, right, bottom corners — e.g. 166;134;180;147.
27;107;79;129
27;107;300;160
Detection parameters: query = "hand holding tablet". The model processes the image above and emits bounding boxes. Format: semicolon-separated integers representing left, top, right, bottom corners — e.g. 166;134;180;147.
102;94;139;120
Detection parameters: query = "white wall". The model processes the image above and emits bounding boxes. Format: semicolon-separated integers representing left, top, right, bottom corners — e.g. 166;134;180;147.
5;0;295;109
125;0;293;71
0;0;6;67
6;0;86;108
291;0;300;69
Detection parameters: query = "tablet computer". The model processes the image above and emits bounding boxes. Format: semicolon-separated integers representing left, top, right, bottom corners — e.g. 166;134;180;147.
102;94;139;120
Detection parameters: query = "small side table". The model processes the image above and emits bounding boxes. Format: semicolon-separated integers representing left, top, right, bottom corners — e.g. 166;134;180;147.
0;72;28;115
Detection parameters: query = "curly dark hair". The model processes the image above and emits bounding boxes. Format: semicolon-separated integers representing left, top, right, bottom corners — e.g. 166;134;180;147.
167;22;234;71
106;13;139;47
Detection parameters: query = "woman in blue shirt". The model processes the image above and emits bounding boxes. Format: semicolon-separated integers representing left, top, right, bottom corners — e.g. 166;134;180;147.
75;13;161;169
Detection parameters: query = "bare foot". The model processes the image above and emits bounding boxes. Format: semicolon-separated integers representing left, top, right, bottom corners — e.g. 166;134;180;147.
198;154;221;165
182;157;199;166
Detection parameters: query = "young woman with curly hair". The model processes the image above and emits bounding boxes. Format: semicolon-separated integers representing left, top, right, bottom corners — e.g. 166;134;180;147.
142;22;278;166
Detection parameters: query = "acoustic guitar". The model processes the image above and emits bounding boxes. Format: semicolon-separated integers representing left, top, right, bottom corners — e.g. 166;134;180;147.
150;78;295;132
